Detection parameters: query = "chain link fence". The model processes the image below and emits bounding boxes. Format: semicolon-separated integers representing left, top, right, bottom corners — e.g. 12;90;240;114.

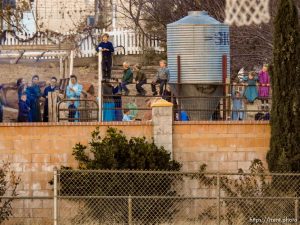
55;170;300;225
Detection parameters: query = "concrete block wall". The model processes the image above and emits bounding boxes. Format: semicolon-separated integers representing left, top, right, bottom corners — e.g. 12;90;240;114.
173;121;270;172
0;122;153;224
0;120;271;224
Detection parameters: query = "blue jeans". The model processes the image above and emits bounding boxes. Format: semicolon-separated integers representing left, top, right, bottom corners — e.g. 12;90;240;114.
121;81;130;92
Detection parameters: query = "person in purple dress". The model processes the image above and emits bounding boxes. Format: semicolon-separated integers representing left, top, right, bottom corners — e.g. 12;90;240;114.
258;64;271;110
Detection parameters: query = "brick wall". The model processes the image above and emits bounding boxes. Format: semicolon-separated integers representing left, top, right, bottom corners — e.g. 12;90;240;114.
173;121;270;172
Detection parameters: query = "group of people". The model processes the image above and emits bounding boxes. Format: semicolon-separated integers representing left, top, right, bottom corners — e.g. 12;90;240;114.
96;33;170;97
16;76;58;122
12;74;83;123
231;64;271;120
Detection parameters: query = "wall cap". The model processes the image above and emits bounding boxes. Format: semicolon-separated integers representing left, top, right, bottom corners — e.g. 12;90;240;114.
151;99;173;108
0;121;153;127
174;121;270;125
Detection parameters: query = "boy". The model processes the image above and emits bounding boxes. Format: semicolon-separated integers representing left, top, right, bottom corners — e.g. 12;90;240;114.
151;60;170;96
121;62;133;96
134;64;147;96
96;33;115;80
18;94;30;122
231;84;244;121
68;98;77;122
122;108;132;121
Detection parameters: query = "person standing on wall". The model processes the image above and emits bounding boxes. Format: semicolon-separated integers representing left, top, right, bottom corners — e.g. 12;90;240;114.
43;77;58;122
151;60;170;96
96;33;115;81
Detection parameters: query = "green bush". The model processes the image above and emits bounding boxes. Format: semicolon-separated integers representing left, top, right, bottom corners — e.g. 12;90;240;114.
58;127;181;224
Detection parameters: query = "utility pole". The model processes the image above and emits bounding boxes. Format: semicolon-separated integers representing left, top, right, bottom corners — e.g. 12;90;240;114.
95;0;100;25
112;0;116;30
0;0;3;32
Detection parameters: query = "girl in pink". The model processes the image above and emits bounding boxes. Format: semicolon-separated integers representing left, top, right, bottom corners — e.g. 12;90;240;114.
258;64;271;110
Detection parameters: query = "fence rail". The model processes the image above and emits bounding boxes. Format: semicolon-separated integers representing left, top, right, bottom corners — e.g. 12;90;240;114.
0;28;164;58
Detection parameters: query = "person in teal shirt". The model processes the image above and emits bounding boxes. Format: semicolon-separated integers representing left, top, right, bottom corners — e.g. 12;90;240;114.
66;75;83;121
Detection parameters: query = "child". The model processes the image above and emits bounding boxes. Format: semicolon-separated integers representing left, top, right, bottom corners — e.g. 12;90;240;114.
134;64;147;96
258;64;271;110
151;60;170;96
120;62;133;96
243;71;258;103
96;33;115;80
122;108;132;121
18;94;30;122
231;84;244;121
68;98;77;122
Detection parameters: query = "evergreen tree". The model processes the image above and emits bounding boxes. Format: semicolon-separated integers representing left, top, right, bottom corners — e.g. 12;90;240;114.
266;0;300;172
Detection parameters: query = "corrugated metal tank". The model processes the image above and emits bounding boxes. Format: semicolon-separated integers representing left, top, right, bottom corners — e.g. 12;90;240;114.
167;11;230;120
167;11;230;83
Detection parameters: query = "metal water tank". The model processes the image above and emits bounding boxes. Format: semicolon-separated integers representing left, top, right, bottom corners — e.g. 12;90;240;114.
167;11;230;83
167;11;230;120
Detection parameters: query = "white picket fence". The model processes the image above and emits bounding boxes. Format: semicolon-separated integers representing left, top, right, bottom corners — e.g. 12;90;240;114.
1;28;165;58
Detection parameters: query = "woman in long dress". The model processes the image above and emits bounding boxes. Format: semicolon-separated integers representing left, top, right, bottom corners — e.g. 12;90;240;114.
66;75;83;121
258;64;271;110
243;71;258;103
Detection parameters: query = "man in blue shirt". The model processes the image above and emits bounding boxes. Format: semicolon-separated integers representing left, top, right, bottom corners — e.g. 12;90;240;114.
96;33;115;80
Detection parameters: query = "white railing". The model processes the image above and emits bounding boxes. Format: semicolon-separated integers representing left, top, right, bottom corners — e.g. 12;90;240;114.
0;28;165;58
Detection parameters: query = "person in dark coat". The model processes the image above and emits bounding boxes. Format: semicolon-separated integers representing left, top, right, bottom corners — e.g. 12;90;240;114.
26;75;42;122
16;78;26;101
120;62;133;96
96;33;115;80
43;77;58;122
18;94;30;122
134;64;147;96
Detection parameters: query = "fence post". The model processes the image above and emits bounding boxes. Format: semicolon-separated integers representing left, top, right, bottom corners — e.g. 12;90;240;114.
69;50;74;76
295;199;299;221
217;173;221;225
98;51;103;122
222;55;227;121
53;167;58;225
128;196;133;225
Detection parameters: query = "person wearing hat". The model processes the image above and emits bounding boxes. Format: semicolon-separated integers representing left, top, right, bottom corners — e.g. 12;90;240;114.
134;63;147;96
